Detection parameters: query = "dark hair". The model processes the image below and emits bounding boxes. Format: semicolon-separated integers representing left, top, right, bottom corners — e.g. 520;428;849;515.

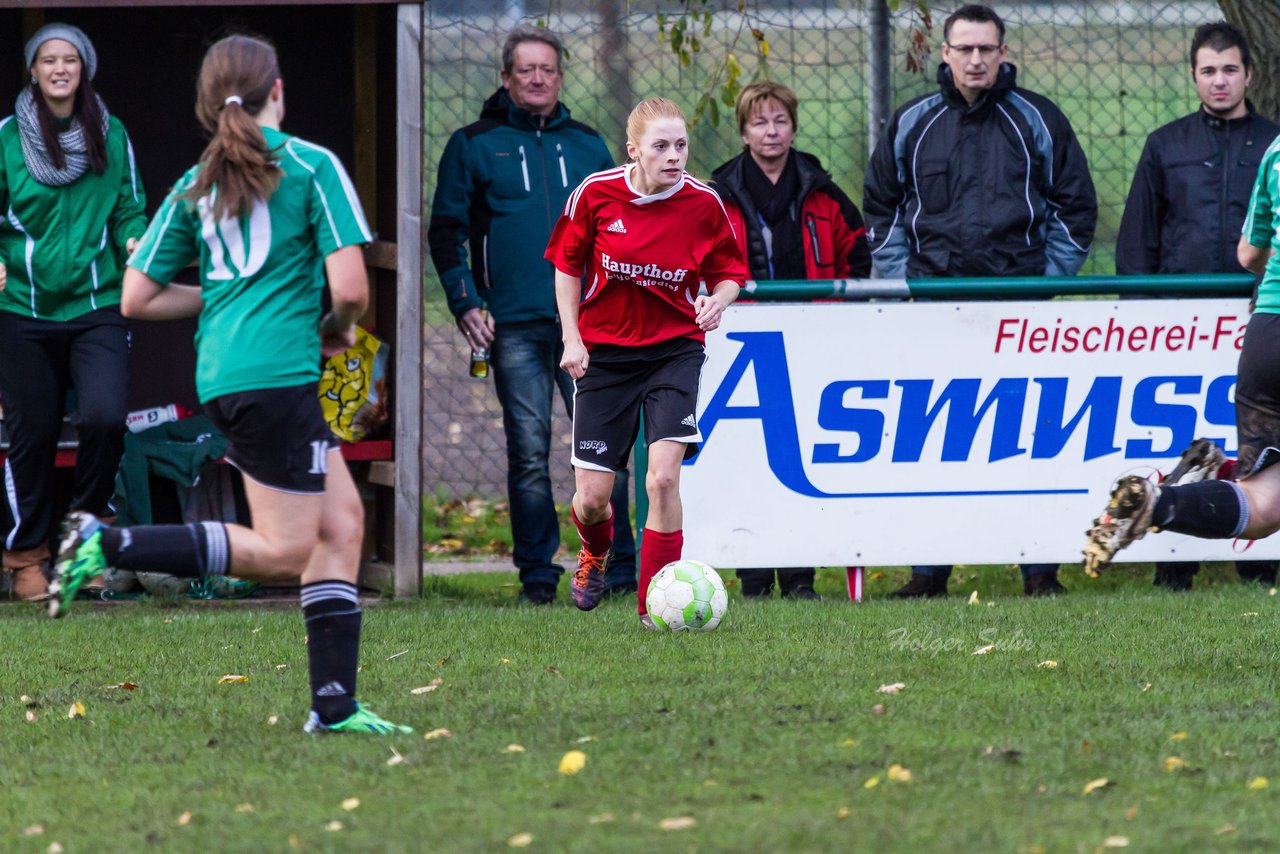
183;34;282;220
501;24;563;74
31;72;107;175
943;4;1006;44
1190;21;1251;70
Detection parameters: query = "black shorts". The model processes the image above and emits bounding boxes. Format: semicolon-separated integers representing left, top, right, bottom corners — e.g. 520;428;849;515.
1234;313;1280;476
203;384;337;494
571;337;705;472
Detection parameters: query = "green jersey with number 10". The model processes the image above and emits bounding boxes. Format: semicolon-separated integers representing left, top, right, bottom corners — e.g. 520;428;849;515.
129;127;372;402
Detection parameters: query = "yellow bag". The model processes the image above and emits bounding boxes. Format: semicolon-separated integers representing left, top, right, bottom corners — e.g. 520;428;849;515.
318;327;389;442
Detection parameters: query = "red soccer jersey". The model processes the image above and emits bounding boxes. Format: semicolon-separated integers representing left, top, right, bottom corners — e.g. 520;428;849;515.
544;164;747;349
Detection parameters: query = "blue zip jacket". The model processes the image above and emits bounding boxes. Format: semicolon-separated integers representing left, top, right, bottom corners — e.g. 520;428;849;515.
428;88;615;324
863;63;1097;279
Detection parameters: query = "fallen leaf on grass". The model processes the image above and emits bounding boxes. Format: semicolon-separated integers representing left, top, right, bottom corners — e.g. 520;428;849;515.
1082;778;1112;796
659;816;696;830
1038;660;1058;669
1248;777;1268;790
588;813;614;824
499;658;512;665
508;832;533;847
545;666;564;678
387;747;405;766
438;538;463;550
325;821;343;832
967;590;980;605
973;644;995;655
341;798;360;811
235;804;254;813
218;675;248;685
1103;836;1129;848
25;710;36;722
1170;731;1188;741
876;683;905;695
1124;806;1137;820
505;744;526;753
1215;824;1236;835
411;679;443;695
267;715;278;726
288;835;301;849
840;738;858;747
1082;741;1093;753
1242;611;1260;618
887;764;913;783
1140;682;1153;693
23;825;43;836
1163;756;1187;773
67;701;85;719
275;664;287;670
837;806;850;819
47;843;63;854
105;682;138;691
871;704;886;715
20;695;30;702
864;775;881;789
559;750;587;774
1270;588;1277;596
424;728;452;740
177;811;192;826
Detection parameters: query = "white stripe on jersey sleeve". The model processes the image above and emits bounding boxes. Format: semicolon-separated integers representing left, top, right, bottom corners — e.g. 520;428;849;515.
125;131;139;202
684;175;738;240
566;166;628;218
284;139;374;245
137;199;182;273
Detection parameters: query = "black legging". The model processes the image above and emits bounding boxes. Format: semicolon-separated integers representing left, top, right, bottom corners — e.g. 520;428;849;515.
0;306;128;565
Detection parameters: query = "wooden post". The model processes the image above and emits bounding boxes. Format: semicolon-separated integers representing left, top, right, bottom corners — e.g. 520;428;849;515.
393;2;424;597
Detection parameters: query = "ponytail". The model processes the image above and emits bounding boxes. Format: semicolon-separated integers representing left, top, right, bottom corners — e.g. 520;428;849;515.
182;35;281;220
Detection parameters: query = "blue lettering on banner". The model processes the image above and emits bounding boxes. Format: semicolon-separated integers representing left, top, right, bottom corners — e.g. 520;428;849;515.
690;331;1236;499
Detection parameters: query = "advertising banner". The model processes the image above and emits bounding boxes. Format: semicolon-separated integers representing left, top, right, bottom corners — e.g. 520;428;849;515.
681;299;1275;567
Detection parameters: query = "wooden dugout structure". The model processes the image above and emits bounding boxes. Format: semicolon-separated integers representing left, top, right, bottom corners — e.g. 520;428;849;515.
0;1;426;597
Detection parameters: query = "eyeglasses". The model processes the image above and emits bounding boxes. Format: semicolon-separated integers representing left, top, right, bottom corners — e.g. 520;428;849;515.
946;43;1002;58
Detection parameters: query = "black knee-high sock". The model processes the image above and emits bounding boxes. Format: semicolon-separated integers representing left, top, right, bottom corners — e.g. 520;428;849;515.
100;522;230;577
1153;480;1249;539
302;581;362;724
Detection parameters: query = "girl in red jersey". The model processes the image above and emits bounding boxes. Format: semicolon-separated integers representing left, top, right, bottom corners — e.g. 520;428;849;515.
545;97;746;624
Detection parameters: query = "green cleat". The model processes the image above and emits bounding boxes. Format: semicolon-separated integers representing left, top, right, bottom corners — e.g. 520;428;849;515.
303;703;413;735
48;512;107;618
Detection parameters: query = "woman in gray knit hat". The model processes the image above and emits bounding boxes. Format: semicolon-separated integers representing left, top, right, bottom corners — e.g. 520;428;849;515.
0;23;147;600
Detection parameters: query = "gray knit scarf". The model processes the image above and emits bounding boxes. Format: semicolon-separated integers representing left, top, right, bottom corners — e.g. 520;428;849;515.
15;86;109;186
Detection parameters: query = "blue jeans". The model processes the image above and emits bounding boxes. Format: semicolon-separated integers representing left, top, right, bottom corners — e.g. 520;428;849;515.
912;564;1056;581
491;320;636;590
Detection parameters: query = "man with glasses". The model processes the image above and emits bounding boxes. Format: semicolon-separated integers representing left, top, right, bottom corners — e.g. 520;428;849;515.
863;3;1097;598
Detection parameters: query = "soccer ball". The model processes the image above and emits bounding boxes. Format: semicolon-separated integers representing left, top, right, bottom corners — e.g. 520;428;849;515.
646;559;727;632
136;571;193;598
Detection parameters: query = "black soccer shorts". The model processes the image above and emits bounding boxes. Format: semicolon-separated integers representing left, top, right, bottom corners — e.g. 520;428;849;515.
571;337;706;472
1234;312;1280;477
204;383;338;494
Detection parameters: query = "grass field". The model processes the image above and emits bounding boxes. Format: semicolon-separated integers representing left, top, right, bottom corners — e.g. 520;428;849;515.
3;564;1278;852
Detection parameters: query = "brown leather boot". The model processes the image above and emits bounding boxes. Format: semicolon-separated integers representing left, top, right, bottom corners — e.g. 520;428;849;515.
8;563;48;600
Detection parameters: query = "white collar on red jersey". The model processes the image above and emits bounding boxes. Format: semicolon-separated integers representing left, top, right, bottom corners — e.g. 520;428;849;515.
623;162;686;204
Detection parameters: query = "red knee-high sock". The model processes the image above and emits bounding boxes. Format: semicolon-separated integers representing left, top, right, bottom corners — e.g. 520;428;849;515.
572;506;613;557
638;528;683;615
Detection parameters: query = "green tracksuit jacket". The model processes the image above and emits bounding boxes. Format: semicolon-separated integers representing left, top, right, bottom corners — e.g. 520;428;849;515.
0;114;147;321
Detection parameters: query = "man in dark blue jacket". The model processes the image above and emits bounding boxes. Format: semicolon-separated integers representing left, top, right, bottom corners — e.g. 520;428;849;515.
863;4;1097;598
1116;21;1280;591
428;25;635;604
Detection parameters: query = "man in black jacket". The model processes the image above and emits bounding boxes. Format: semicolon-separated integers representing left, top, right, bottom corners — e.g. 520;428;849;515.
864;4;1097;598
1116;21;1280;591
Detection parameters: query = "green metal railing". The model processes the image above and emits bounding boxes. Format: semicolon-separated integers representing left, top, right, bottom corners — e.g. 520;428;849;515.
742;273;1256;301
631;274;1257;540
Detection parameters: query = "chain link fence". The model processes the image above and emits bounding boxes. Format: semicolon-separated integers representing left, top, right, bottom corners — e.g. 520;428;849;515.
424;0;1228;500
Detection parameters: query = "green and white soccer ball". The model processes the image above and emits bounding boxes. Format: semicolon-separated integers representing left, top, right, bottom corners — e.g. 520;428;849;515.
646;559;727;632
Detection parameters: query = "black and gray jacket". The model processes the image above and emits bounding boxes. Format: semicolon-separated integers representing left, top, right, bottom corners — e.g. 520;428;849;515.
1116;102;1280;275
863;63;1097;278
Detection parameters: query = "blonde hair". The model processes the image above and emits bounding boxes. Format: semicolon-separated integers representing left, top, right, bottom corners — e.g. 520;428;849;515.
735;81;799;135
626;97;687;150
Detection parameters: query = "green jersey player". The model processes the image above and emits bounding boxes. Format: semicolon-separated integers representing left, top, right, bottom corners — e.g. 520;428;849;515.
49;34;410;736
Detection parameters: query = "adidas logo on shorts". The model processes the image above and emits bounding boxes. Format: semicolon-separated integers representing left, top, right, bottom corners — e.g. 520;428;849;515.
681;414;697;427
606;218;627;234
316;681;348;697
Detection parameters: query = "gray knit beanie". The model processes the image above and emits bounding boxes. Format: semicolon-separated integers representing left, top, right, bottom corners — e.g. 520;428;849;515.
24;23;97;80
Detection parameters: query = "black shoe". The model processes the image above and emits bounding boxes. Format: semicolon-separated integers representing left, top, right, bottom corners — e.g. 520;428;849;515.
889;574;948;599
1238;561;1279;586
781;585;822;601
1024;573;1067;596
517;583;556;605
602;582;638;599
1153;566;1195;591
